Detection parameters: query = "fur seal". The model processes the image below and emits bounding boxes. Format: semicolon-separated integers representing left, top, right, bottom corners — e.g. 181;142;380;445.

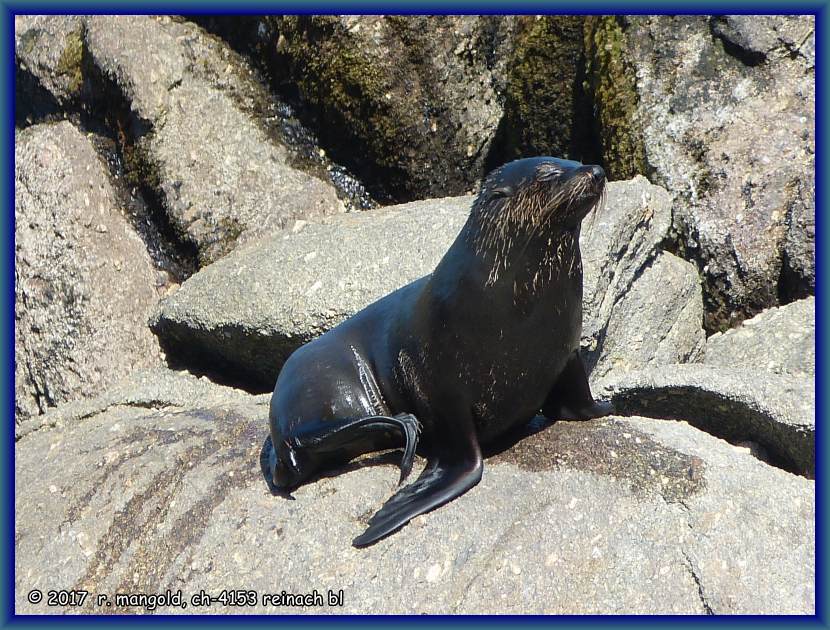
265;156;612;547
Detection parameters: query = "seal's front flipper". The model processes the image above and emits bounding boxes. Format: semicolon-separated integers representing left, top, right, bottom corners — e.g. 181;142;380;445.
352;450;483;548
542;351;614;420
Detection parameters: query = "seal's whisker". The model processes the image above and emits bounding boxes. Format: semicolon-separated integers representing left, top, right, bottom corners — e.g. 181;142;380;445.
585;184;606;234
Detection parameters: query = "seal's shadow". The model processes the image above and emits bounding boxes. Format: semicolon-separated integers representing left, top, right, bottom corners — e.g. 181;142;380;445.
481;415;556;458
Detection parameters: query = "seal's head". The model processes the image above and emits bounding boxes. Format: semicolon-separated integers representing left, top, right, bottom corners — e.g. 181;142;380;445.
466;157;606;286
475;156;605;232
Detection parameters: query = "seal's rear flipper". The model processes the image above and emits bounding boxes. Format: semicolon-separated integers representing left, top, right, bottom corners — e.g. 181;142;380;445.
292;413;422;485
352;453;483;547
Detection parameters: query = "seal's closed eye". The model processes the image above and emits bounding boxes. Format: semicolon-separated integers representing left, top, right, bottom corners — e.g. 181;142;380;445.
490;186;512;199
536;162;566;181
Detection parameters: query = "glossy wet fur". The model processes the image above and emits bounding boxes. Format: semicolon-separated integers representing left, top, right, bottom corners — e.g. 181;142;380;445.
266;156;611;547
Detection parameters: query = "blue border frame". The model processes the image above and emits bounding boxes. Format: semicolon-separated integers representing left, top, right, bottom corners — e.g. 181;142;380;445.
815;3;827;628
3;1;13;627
1;0;829;14
0;2;828;13
2;2;826;626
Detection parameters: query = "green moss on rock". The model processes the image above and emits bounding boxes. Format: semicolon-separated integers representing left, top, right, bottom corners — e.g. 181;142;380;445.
270;16;421;200
122;137;161;193
500;16;587;161
266;16;492;202
56;28;85;97
583;16;648;180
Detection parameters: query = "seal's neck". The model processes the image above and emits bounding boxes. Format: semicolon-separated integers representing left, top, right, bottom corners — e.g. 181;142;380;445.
509;228;582;311
462;208;580;288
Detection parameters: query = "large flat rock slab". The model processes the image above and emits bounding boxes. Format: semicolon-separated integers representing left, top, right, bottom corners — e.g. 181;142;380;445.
151;196;473;387
152;177;704;389
14;373;813;614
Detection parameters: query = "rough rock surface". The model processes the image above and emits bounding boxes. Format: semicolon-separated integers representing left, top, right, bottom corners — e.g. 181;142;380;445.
15;121;164;423
245;15;608;202
580;176;704;378
780;184;815;301
704;296;814;377
12;14;816;617
84;15;345;265
151;196;472;388
14;15;86;115
16;14;815;329
596;365;815;476
265;15;517;202
14;367;265;441
15;14;347;267
589;252;704;380
14;372;813;614
585;15;815;331
152;178;704;389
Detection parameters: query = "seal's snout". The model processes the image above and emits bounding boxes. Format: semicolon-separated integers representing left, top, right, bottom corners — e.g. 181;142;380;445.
588;164;605;181
580;164;606;198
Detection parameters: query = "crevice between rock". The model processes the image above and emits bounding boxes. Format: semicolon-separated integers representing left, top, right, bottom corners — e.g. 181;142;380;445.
682;550;714;615
608;384;813;478
81;53;200;282
180;15;377;212
14;24;200;284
